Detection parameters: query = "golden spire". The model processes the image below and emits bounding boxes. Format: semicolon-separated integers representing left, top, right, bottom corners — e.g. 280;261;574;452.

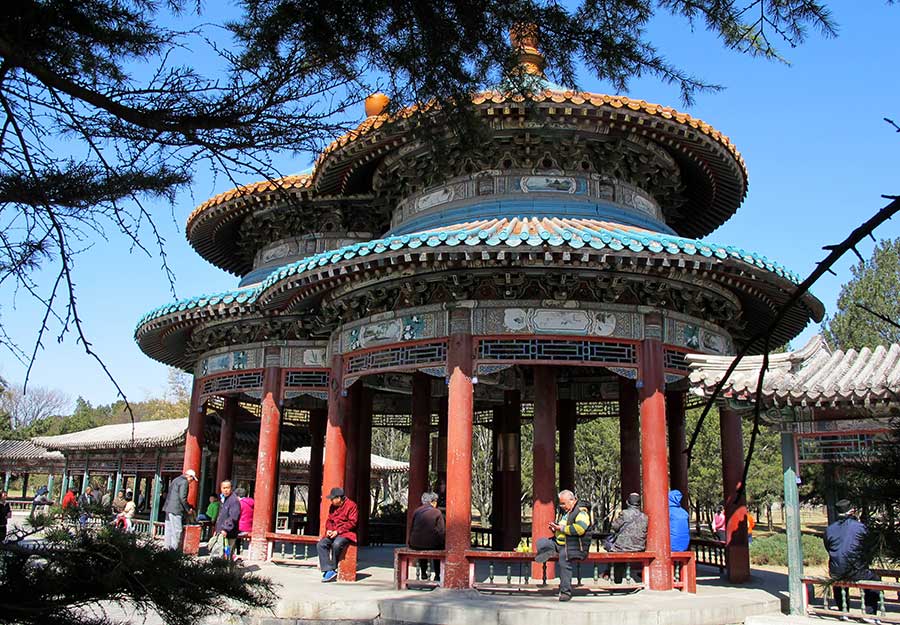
510;24;546;77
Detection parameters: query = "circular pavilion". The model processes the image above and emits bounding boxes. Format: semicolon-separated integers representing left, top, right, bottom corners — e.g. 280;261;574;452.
135;37;823;589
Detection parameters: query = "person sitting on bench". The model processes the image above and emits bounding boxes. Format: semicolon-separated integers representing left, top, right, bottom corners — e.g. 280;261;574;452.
534;490;592;602
317;487;358;582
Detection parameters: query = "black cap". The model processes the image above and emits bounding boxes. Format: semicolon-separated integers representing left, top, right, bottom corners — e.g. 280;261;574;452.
627;492;641;507
836;499;853;515
327;487;345;499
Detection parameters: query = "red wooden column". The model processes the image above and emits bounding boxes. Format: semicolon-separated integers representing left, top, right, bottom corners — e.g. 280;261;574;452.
443;324;474;590
215;395;238;489
666;390;689;509
531;366;557;580
249;358;284;560
183;377;206;509
305;407;327;534
720;404;750;583
436;403;448;504
558;398;577;493
499;390;522;551
320;355;357;581
618;376;641;505
342;383;362;507
490;405;504;548
356;387;374;546
407;373;432;539
639;336;673;590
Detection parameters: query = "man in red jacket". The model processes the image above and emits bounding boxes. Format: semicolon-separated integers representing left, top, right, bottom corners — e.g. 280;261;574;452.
317;487;358;582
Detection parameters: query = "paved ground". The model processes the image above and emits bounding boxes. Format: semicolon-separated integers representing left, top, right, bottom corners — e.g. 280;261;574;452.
236;547;785;625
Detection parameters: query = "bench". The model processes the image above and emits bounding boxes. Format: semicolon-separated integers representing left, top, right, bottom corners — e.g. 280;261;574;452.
460;550;696;594
802;575;900;624
265;532;358;581
394;548;446;589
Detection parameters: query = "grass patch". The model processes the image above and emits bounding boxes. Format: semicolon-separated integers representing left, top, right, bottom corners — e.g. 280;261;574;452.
750;532;828;567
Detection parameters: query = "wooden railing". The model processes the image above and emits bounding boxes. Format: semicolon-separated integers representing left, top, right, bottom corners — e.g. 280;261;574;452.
803;576;900;623
691;537;726;572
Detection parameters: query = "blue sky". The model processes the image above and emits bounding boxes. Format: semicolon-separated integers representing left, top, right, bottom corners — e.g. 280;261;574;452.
1;2;898;408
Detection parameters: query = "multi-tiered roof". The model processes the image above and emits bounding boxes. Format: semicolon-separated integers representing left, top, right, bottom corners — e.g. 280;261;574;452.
136;42;823;370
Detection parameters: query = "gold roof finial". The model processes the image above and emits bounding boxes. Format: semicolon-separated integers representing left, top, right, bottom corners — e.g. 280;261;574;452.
510;24;545;77
365;92;390;117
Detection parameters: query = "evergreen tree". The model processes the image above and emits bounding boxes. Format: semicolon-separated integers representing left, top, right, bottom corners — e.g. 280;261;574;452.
824;238;900;350
0;509;276;625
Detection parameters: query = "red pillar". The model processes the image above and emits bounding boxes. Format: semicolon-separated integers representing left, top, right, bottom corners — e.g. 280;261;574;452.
558;398;576;493
436;403;448;504
249;362;283;560
183;378;206;509
500;390;522;551
531;367;557;580
490;405;504;549
356;387;373;546
342;383;362;507
407;373;431;538
619;376;641;505
320;355;356;581
305;407;327;534
443;327;474;590
666;390;689;509
215;395;238;489
639;337;672;590
720;404;750;583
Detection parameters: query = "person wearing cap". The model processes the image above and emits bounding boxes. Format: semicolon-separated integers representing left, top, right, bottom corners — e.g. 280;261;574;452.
824;499;881;618
162;469;197;550
600;492;648;581
316;487;358;582
606;493;648;552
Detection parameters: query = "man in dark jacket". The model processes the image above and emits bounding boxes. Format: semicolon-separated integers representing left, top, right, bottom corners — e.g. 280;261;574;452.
668;490;690;552
317;487;358;582
408;492;445;582
534;490;592;601
162;469;196;551
824;499;880;616
606;492;648;552
214;480;241;559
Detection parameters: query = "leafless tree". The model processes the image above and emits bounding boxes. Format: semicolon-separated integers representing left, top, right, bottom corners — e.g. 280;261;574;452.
0;382;69;432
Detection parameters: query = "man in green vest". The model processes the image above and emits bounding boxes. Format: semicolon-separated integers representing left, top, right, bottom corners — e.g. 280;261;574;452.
534;490;592;601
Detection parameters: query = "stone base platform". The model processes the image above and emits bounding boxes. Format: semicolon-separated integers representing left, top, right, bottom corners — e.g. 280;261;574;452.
242;547;786;625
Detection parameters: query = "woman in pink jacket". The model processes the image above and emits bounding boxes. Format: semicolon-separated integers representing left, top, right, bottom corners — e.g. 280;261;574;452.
236;487;255;533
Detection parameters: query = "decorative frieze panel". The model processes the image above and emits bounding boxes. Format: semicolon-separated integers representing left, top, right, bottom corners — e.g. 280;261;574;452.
284;345;328;368
390;165;667;231
200;371;264;396
198;349;260;377
472;305;639;340
665;316;732;355
477;338;636;365
339;308;448;353
345;341;448;378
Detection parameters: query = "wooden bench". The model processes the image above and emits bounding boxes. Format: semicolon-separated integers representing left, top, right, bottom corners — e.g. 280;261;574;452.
394;548;446;589
265;532;358;581
802;575;900;623
459;550;696;594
